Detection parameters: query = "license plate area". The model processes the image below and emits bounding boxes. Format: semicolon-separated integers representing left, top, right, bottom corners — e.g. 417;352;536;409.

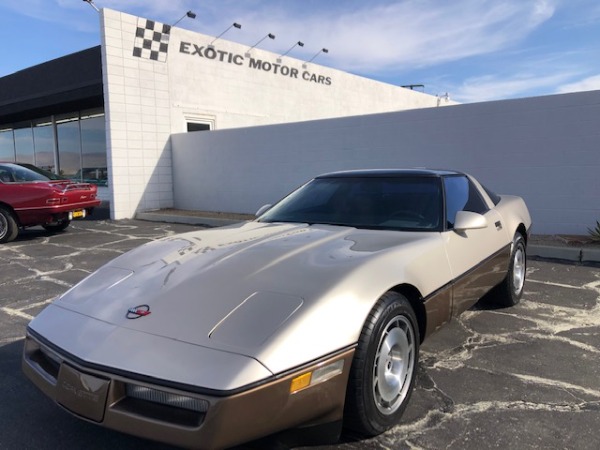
56;364;109;422
71;209;85;219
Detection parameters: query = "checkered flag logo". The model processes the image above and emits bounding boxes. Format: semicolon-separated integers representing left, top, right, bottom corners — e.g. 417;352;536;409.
133;19;171;62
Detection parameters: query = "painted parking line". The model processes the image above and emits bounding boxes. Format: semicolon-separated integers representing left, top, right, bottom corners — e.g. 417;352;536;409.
0;307;34;321
527;279;586;290
0;297;55;322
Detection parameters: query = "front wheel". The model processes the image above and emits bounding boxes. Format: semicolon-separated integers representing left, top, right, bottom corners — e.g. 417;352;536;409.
43;220;70;233
344;291;419;436
493;233;526;307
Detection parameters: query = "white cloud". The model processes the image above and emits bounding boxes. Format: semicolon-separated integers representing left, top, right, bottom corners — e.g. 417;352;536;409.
556;75;600;93
80;0;558;75
1;0;557;73
451;72;576;103
1;0;99;32
193;0;557;74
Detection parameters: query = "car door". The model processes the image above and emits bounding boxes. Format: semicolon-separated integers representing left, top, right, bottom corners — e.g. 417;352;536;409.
441;175;511;316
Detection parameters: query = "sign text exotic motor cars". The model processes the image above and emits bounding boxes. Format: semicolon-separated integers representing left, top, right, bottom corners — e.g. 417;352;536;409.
179;41;332;86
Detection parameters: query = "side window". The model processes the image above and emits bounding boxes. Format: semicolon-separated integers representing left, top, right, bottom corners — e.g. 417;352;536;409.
444;176;489;228
0;167;13;183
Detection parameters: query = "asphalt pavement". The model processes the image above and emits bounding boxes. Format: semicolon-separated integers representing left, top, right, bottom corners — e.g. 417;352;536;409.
1;217;599;450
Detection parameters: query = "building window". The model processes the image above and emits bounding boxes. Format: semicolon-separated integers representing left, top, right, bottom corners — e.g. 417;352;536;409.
56;115;81;179
14;124;35;165
187;122;211;132
0;128;15;161
1;109;107;185
80;111;108;185
185;113;215;132
32;118;55;172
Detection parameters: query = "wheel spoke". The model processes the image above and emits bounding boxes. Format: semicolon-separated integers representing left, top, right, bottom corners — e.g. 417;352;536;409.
0;215;7;239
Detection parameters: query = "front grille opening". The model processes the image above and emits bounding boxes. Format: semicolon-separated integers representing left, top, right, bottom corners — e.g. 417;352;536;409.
112;384;209;428
114;398;205;428
27;347;61;381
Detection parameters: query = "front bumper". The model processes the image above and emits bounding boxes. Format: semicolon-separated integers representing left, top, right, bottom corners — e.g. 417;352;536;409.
22;332;354;449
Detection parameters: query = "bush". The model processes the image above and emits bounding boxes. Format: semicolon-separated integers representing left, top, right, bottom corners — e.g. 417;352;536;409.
588;220;600;242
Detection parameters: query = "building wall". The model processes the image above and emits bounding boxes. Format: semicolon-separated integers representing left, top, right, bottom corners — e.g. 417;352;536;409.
101;10;174;219
99;8;446;219
171;90;600;235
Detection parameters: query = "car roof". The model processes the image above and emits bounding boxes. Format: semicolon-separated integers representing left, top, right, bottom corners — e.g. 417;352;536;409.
316;168;465;178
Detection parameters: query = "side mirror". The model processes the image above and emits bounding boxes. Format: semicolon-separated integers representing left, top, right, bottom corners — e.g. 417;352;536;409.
255;204;272;218
454;211;487;232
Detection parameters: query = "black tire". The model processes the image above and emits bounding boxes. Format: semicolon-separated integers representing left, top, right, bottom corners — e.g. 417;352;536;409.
0;206;19;243
493;233;526;307
42;220;71;233
344;291;419;436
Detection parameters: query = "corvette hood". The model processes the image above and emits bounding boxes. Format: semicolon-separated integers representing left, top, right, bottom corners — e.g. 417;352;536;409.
35;221;446;374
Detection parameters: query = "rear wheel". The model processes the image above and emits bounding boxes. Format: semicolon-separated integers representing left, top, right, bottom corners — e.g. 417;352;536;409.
344;291;419;436
42;220;70;233
0;206;19;243
493;233;526;306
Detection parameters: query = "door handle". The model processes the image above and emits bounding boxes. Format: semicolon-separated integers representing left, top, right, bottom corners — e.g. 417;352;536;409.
495;220;503;230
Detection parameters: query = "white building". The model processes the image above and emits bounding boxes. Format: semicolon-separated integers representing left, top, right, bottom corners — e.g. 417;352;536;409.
99;9;447;219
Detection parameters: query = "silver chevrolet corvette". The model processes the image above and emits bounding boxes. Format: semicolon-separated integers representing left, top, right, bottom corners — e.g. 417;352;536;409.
23;169;531;449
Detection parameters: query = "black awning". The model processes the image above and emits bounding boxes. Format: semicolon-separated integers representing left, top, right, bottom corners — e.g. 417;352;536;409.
0;46;103;125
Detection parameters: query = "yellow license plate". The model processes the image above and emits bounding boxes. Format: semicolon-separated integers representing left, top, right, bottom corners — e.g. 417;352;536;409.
72;210;85;219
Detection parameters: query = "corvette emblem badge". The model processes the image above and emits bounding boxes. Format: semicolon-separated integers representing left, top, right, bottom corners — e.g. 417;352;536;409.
126;305;151;319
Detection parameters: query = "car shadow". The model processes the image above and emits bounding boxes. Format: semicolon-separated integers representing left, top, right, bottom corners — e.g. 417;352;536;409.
469;287;516;311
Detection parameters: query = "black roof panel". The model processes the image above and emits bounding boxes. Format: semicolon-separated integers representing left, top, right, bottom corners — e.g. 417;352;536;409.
317;168;463;178
0;46;103;125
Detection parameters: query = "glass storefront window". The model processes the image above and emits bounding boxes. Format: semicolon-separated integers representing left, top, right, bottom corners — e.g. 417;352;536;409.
0;129;15;161
14;125;35;164
2;110;106;185
80;112;108;186
32;119;55;172
56;116;81;179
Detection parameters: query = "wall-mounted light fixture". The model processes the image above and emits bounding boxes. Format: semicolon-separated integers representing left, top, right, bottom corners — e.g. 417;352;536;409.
401;84;425;91
277;41;304;63
82;0;100;12
172;10;196;27
209;23;242;47
437;92;450;107
302;48;328;68
245;33;275;57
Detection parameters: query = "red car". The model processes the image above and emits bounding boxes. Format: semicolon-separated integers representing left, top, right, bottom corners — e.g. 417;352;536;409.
0;162;102;243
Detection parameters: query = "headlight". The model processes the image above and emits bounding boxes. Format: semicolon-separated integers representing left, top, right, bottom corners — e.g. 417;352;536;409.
126;384;209;413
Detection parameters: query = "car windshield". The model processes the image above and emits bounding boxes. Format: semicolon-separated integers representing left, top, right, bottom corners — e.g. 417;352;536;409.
0;163;54;183
258;176;443;231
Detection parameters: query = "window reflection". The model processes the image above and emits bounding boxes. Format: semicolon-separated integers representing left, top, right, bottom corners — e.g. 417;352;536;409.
56;116;81;179
0;129;15;161
80;113;108;186
33;119;55;172
14;125;35;164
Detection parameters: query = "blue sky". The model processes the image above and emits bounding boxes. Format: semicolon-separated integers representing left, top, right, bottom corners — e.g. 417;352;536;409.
1;0;599;103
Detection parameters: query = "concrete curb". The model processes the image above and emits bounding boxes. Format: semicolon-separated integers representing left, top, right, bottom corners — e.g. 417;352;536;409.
528;245;582;262
582;247;600;263
136;212;600;264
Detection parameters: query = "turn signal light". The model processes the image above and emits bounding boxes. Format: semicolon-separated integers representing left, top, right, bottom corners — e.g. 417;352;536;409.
290;359;344;393
290;372;312;393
